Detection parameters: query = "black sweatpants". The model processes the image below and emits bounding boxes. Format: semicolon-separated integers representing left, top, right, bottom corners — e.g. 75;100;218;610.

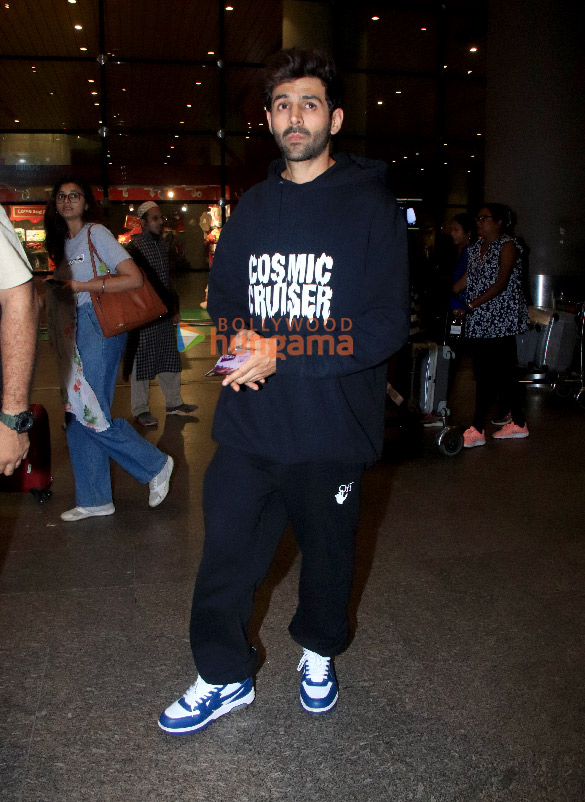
469;335;525;432
190;445;364;684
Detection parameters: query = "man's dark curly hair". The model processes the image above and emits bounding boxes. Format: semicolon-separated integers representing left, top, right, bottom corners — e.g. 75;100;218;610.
261;48;343;114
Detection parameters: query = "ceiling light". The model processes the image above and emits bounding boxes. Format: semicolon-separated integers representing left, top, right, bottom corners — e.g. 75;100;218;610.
477;132;482;136
74;24;82;30
471;154;475;158
225;5;234;9
196;82;202;85
420;27;427;31
88;79;94;83
14;119;19;123
4;3;9;7
175;135;179;138
377;101;383;105
468;70;472;74
91;91;97;95
186;104;192;108
167;155;171;158
68;1;77;4
208;51;215;55
181;205;187;212
371;16;379;21
49;92;54;95
470;47;478;52
167;191;174;198
80;47;87;51
179;121;184;124
395;90;401;94
443;64;447;69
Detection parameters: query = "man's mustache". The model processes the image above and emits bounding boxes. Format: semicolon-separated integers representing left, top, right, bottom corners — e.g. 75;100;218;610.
283;126;311;137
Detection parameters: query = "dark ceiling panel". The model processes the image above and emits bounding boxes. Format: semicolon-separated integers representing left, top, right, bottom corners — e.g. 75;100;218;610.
104;0;219;61
0;0;99;57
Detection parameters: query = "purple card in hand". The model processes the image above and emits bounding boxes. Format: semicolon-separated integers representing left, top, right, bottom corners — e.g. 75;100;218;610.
205;351;251;377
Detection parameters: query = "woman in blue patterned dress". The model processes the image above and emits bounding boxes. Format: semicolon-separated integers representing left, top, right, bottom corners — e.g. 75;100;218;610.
453;203;530;448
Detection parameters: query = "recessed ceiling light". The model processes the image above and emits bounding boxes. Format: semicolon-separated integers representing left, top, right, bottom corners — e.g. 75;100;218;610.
371;16;379;21
470;47;478;52
225;5;234;9
88;79;94;83
91;91;97;95
477;132;482;136
208;51;215;55
377;101;383;105
94;102;99;106
168;191;174;198
395;90;401;94
420;27;427;31
174;135;179;138
68;1;77;4
196;82;202;85
170;146;175;149
443;64;447;69
179;121;184;124
74;24;82;30
468;70;472;74
14;119;19;123
80;47;87;51
4;3;9;7
186;104;192;108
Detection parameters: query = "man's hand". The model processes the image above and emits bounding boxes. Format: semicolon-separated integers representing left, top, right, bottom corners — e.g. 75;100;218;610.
0;427;29;476
222;330;278;391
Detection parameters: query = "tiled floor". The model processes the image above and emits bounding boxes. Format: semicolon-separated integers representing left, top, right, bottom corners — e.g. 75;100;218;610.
2;280;584;801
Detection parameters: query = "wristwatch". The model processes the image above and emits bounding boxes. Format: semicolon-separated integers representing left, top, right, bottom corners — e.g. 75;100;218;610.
0;409;34;433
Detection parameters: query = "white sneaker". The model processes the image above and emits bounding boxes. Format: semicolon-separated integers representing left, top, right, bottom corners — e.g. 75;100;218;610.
297;648;339;714
60;503;115;522
158;676;255;734
148;456;174;508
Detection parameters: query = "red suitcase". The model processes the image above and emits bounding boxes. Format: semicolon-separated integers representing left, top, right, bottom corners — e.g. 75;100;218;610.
0;403;52;501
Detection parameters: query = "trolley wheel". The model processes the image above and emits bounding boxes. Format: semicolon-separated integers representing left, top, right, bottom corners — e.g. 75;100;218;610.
436;426;464;457
576;388;585;411
30;486;53;504
555;380;573;399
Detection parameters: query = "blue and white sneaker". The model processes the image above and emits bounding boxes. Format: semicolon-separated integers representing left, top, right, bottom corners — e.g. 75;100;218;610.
297;648;339;714
158;675;255;734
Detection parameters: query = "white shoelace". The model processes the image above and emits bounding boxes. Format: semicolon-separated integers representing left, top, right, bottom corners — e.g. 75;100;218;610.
183;676;220;708
297;650;330;683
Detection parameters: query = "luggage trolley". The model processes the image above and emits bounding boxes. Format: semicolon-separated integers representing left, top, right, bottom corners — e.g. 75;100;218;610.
552;302;585;409
409;341;464;456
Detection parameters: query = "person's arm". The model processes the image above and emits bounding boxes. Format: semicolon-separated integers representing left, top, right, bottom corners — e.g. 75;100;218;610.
453;271;468;294
64;257;143;294
467;241;516;310
0;279;38;475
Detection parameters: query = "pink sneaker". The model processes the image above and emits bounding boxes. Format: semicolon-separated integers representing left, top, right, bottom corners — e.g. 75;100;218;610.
463;426;486;448
492;422;529;440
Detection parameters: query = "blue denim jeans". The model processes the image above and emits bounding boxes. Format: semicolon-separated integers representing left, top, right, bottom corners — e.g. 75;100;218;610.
66;303;167;507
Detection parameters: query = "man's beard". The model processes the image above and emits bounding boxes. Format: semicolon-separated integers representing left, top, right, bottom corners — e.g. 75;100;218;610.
273;123;331;162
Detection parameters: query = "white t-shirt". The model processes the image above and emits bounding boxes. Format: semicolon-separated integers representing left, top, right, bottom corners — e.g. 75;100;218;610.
0;205;33;289
55;222;130;306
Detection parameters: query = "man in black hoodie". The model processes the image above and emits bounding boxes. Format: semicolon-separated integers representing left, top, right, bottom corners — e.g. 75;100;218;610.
159;48;409;735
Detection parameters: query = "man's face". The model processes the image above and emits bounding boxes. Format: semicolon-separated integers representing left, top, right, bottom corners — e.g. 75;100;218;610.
142;207;164;236
266;76;343;163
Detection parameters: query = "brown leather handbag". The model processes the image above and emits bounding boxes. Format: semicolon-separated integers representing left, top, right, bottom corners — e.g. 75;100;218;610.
88;225;167;338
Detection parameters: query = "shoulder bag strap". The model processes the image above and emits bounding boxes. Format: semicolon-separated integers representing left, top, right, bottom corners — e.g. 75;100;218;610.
87;224;110;293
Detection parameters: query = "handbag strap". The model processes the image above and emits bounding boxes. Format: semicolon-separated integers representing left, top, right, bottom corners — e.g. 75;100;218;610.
87;224;109;280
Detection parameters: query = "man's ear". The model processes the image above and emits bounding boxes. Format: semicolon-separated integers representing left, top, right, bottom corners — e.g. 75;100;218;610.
330;108;343;135
265;108;273;134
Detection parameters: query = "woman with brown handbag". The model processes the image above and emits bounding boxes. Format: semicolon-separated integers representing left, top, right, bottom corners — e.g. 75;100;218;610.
44;177;174;521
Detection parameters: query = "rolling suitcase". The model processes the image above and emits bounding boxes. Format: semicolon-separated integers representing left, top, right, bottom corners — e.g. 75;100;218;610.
0;403;52;501
410;341;455;415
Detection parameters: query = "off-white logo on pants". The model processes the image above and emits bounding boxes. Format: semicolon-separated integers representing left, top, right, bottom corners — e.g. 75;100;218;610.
335;482;354;505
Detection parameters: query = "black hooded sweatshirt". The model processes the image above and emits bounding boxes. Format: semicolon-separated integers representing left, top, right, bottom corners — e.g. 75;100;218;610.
207;152;410;467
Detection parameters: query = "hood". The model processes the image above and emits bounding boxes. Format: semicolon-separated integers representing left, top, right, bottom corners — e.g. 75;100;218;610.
267;152;389;190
